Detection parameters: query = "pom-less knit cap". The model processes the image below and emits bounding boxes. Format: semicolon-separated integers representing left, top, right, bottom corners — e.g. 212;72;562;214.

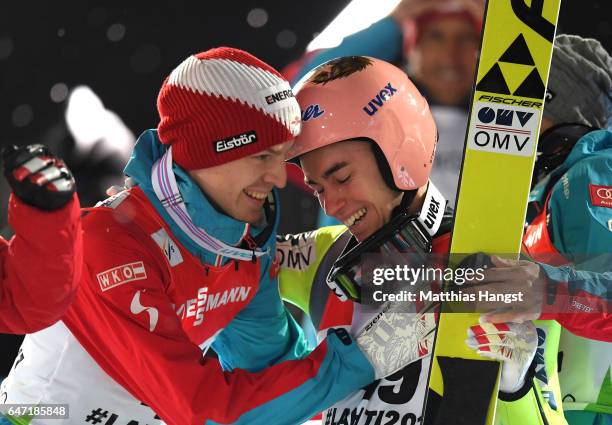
401;0;483;55
157;47;302;170
545;34;612;129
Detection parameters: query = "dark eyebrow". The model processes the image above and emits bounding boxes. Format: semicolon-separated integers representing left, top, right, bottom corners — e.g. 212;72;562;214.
259;147;283;155
251;146;284;157
304;162;349;185
268;144;289;155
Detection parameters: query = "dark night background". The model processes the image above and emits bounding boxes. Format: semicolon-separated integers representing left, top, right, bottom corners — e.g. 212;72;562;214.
0;0;610;374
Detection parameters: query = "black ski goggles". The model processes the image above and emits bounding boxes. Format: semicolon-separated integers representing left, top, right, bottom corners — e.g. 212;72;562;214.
327;212;433;303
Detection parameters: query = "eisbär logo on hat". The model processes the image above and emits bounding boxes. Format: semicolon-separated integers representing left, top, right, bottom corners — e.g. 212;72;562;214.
215;131;258;153
157;47;301;170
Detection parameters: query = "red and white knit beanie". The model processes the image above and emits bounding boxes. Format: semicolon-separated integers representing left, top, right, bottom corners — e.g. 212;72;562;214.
157;47;301;170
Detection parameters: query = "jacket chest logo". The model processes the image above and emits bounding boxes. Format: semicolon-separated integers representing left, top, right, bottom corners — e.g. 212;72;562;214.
150;228;184;267
175;286;252;326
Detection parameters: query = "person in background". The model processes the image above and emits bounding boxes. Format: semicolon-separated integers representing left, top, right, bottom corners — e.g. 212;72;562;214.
522;34;612;425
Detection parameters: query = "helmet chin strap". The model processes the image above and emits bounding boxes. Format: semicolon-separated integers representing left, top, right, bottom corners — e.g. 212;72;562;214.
393;181;445;237
368;139;400;191
399;188;418;211
388;181;446;238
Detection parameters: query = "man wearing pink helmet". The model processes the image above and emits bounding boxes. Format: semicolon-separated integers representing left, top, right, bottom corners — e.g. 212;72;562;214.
278;56;565;424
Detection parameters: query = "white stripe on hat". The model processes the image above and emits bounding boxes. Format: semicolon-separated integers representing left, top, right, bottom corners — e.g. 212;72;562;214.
167;56;301;136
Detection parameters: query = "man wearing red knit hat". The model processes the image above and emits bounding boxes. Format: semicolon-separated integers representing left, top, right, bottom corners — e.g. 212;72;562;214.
1;48;421;425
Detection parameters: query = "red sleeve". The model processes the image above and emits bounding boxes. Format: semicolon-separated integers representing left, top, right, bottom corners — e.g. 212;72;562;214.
0;193;82;334
557;313;612;342
63;211;372;425
540;312;612;342
538;271;612;342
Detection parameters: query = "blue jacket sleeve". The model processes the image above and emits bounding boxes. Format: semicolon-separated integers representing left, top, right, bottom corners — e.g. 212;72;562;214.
293;16;404;84
212;254;310;372
538;151;612;341
538;262;611;341
210;255;377;424
208;330;375;425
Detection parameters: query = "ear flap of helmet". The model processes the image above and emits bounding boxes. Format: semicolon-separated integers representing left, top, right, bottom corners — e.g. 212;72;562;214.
367;139;400;192
367;138;418;214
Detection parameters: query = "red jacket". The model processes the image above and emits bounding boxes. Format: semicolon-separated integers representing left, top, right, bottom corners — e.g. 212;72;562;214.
60;188;373;425
0;193;82;334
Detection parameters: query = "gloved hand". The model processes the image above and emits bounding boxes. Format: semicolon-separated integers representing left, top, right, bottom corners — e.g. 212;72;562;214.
2;144;76;210
465;321;537;393
355;301;436;379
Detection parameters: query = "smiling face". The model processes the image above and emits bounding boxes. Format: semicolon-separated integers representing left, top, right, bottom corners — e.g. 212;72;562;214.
189;141;293;225
408;16;479;106
300;140;404;242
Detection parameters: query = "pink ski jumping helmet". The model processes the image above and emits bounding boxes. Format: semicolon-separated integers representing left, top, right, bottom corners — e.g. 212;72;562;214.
289;56;437;191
